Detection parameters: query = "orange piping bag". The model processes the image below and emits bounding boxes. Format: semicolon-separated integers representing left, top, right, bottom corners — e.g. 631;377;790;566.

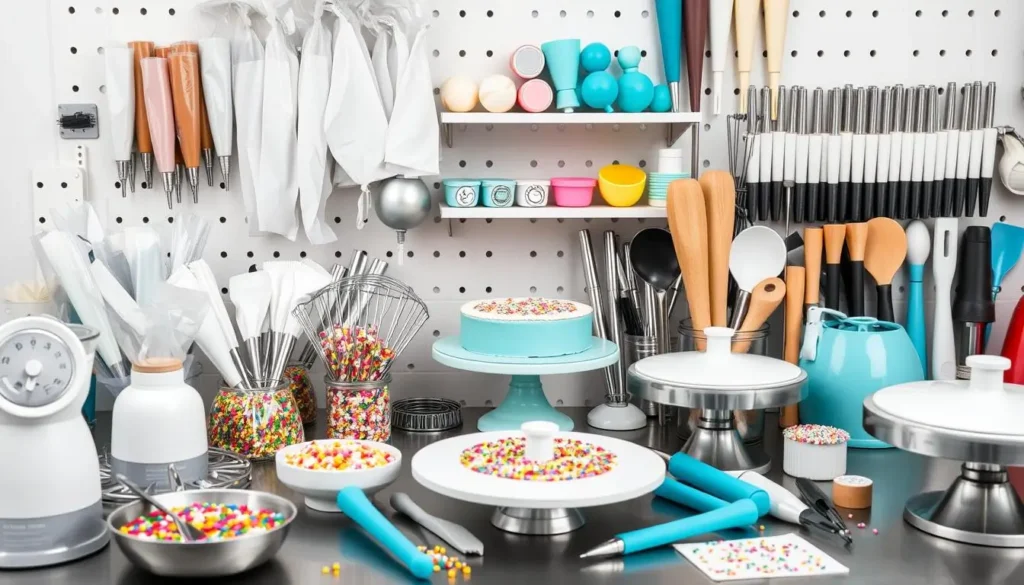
168;52;202;203
128;41;154;188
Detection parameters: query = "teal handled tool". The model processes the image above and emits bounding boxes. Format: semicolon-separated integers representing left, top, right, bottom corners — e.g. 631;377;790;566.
667;452;771;516
906;220;931;372
579;498;759;559
986;221;1024;347
655;477;729;512
335;487;435;579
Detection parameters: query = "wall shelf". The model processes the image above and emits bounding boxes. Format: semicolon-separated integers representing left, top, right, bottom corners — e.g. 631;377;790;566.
439;203;666;219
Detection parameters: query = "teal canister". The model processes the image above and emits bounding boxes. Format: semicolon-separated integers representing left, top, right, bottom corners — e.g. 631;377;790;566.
798;309;924;448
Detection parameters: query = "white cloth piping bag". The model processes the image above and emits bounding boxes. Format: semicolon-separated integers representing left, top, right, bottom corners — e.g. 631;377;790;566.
709;0;734;115
198;37;234;189
104;46;135;198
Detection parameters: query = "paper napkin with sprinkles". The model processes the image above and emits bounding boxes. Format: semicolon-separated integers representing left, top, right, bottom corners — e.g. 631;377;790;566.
675;533;849;581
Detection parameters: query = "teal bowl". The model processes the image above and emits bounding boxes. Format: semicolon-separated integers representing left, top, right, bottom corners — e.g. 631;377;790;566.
480;179;516;207
443;180;481;207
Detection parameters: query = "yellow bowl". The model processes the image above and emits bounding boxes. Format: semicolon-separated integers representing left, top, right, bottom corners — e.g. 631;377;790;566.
598;165;647;207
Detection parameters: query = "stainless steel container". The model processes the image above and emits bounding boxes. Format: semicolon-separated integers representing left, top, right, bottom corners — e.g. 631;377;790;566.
624;334;680;416
677;320;769;443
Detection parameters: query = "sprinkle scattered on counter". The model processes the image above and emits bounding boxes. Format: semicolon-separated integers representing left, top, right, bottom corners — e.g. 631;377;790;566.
119;503;285;541
459;437;616;481
848;513;854;519
782;424;851;445
872;528;879;534
283;440;394;471
858;522;866;529
418;545;472;578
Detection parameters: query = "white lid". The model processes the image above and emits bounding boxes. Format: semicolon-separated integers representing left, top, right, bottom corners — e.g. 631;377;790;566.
872;355;1024;436
632;327;805;390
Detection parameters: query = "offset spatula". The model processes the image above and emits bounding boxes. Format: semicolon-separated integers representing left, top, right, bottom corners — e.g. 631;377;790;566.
390;492;484;555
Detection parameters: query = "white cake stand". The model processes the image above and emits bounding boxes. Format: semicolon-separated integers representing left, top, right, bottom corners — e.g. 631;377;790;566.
432;336;620;431
411;429;665;535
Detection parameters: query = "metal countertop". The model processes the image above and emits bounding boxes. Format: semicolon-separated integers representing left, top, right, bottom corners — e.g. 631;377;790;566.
3;408;1023;585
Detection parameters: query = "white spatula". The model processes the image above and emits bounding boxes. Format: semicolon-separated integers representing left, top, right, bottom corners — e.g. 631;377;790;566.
728;226;787;329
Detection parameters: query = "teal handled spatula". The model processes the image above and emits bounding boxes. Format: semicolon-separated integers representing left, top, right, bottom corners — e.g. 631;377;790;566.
986;222;1024;347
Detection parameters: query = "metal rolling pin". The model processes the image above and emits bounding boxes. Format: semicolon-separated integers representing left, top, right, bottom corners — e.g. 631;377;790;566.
850;86;868;222
807;88;826;223
874;87;893;219
953;82;974;216
979;82;998;217
771;86;789;221
863;86;881;220
909;85;928;219
825;88;842;223
966;80;985;216
896;85;917;219
837;85;854;222
922;86;940;219
794;87;810;224
940;82;959;217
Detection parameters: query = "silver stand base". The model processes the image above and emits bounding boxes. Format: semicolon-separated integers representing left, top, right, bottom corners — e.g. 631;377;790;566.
680;409;771;474
491;507;585;535
904;463;1024;548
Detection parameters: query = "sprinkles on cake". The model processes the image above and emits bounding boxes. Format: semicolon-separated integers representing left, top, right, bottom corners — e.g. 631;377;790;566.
459;436;616;481
783;424;850;445
472;297;580;317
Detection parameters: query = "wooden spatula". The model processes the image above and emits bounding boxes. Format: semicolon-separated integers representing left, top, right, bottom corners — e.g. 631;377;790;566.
823;224;846;310
732;276;786;354
865;217;908;322
699;170;736;327
803;227;823;314
844;223;868;316
667;179;711;346
780;266;805;427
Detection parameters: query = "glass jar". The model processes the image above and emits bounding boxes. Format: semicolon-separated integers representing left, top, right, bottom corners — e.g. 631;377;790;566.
325;376;391;442
208;379;305;460
624;334;680;416
283;362;318;425
677;319;769;443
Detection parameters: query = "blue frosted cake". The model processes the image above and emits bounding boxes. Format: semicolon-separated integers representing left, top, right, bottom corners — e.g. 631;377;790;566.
460;298;594;358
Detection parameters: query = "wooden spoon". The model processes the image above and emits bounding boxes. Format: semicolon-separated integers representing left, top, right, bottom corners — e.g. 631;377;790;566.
865;217;908;322
803;227;823;314
667;179;711;348
699;170;736;327
844;223;868;316
732;277;786;354
780;266;805;427
822;224;846;310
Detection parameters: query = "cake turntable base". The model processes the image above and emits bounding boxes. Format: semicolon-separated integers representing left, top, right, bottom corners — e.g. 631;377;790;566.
411;430;665;535
432;337;619;432
864;395;1024;548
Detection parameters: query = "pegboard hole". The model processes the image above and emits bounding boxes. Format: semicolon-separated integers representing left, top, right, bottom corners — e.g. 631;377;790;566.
70;47;77;54
733;88;740;95
115;217;122;223
791;50;797;57
112;7;119;15
968;9;975;17
407;363;415;370
407;251;414;258
556;286;564;293
1000;215;1007;222
843;50;850;57
167;216;174;224
432;10;439;17
433;251;440;258
641;10;649;18
818;10;825;17
35;182;43;188
869;50;876;57
702;160;711;168
585;160;593;168
530;251;537;258
485;286;493;293
792;10;799;17
142;217;149;224
557;250;564;257
433;216;441;223
247;251;254;258
485;251;493;257
220;251;228;258
94;6;101;13
966;50;973;57
939;49;946;56
639;160;647;168
97;46;104;54
586;10;594;18
68;5;75;13
168;8;174;15
762;50;768;58
530;160;538;168
99;85;106;93
140;7;147;15
38;217;46;224
991;50;998;56
938;87;944;95
614;10;621;18
334;216;341;224
458;50;466;57
817;50;824;57
432;50;439;57
272;251;280;258
459;9;466;17
995;10;1001;17
459;286;466;293
459;160;467;168
845;10;852;17
219;182;225;189
299;251;307;258
913;50;920;57
559;10;567;17
485;160;493;168
704;87;712;95
529;286;537;293
941;10;949;17
219;216;226;223
557;160;566;168
486;50;493;57
61;182;68;188
72;85;79;92
915;10;922;17
386;251;393;258
432;330;440;337
486;10;493;17
459;251;466;258
220;288;228;295
531;10;538;18
433;286;441;293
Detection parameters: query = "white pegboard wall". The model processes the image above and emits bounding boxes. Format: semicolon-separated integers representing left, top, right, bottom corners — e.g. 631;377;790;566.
30;0;1024;411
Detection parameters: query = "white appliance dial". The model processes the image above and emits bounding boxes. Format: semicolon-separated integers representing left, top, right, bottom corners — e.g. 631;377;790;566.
0;328;75;407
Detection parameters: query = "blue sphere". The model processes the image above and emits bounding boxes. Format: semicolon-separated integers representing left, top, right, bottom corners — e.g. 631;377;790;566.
582;71;619;112
617;46;642;70
618;71;654;113
651;85;672;112
580;42;612;73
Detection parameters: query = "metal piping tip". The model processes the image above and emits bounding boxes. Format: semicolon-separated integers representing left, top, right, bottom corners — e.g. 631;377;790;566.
175;165;183;204
829;88;841;134
892;85;906;132
140;152;153;187
759;87;772;132
669;81;681;113
187;167;200;203
202;148;215;186
841;85;854;132
745;86;758;132
984;82;997;127
797;88;809;134
788;86;799;133
914;86;928;133
959;83;973;131
116;160;129;197
579;539;624;559
879;87;891;134
854;87;868;134
219;156;231;190
776;85;789;131
902;86;917;132
867;86;880;134
927;86;939;133
128;157;136;193
971;81;983;129
811;88;825;134
943;82;957;131
161;172;174;209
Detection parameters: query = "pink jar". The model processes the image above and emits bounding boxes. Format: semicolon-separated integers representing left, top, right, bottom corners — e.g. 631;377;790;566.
551;177;597;207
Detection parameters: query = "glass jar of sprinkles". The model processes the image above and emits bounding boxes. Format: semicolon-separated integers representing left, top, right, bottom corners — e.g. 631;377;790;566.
283;362;318;425
208;379;305;460
325;376;391;442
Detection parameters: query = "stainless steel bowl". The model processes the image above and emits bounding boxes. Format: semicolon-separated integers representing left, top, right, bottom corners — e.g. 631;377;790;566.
106;489;297;577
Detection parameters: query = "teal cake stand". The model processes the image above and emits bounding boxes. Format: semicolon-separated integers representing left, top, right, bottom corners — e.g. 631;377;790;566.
432;336;618;432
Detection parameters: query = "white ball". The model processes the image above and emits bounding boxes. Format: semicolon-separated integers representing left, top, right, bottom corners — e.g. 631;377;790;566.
441;76;479;113
478;75;518;113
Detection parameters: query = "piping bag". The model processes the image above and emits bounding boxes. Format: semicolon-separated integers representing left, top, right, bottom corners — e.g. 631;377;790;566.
764;0;789;119
154;47;184;205
257;0;300;240
104;46;135;198
296;0;337;245
140;57;176;209
173;42;216;188
168;52;202;203
733;0;759;114
709;0;734;115
167;266;243;388
198;37;234;189
654;0;682;112
683;0;709;113
325;2;395;230
128;41;155;188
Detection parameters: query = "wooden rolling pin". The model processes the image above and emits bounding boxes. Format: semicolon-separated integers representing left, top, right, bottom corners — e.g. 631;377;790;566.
804;227;823;314
780;266;805;427
699;170;736;327
667;179;712;348
732;277;786;353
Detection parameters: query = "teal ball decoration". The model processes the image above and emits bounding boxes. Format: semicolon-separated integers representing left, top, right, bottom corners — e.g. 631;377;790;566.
580;42;612;73
617;71;654;113
651;85;672;112
617;46;642;70
582;71;619;112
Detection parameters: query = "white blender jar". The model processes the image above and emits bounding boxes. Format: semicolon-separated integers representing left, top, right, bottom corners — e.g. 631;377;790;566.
0;317;108;568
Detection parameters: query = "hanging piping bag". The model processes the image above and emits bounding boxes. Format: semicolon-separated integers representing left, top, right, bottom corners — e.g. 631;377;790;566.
103;46;135;197
122;226;165;308
368;8;396;119
324;2;395;230
296;0;338;244
198;37;234;188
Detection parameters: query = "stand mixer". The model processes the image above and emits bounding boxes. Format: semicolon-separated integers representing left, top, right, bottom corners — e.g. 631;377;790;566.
0;317;108;567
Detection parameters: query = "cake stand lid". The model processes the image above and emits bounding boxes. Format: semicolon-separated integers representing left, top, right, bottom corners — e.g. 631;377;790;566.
632;327;805;390
871;355;1024;437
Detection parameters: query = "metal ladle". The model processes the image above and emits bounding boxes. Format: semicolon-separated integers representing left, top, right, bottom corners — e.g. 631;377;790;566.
629;228;681;355
116;474;205;542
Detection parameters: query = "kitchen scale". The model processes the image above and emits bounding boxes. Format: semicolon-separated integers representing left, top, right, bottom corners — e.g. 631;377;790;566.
864;355;1024;548
0;317;109;567
628;327;807;473
431;336;618;432
411;428;665;535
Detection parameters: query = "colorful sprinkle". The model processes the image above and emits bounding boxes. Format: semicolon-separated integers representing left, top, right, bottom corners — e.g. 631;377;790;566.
459;437;616;481
119;502;286;542
782;424;850;445
758;525;765;531
847;513;853;519
857;522;866;529
319;325;395;383
471;297;581;316
327;382;390;442
283;364;318;424
208;387;304;460
284;440;394;471
872;528;878;535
